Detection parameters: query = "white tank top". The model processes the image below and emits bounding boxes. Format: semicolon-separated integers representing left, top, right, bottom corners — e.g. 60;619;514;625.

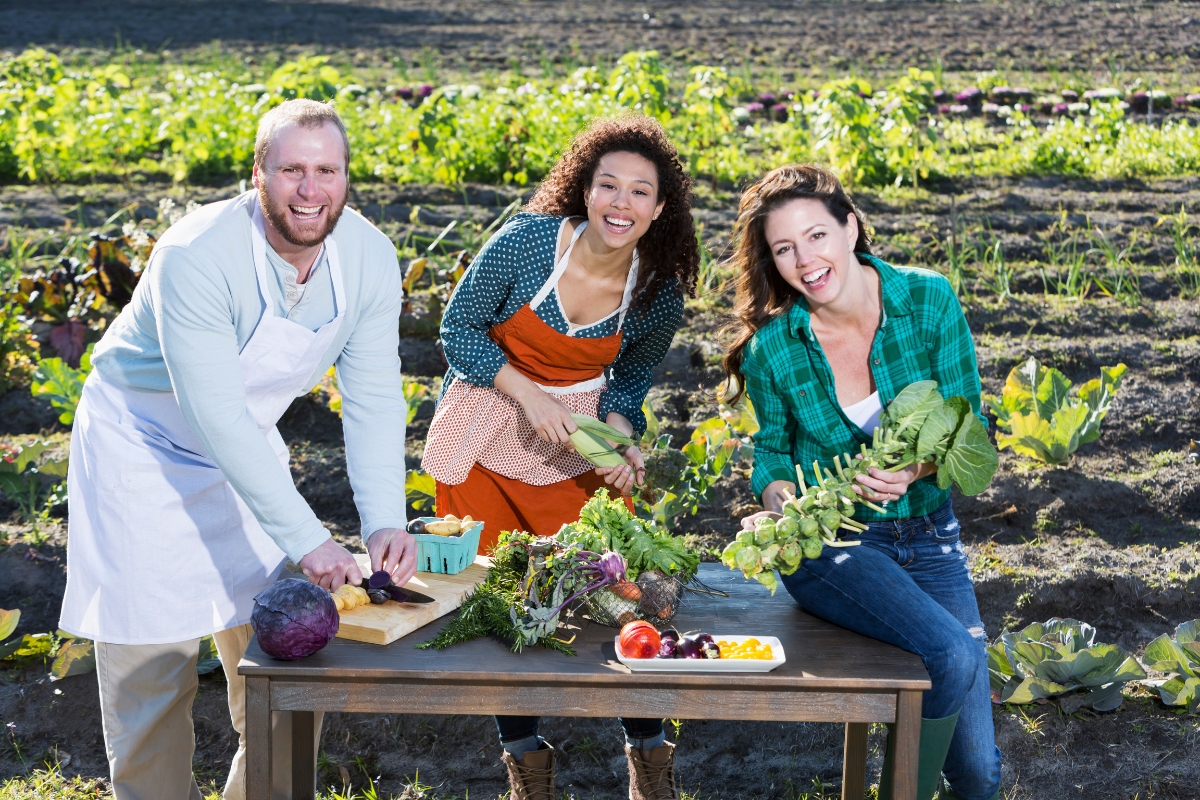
842;391;883;435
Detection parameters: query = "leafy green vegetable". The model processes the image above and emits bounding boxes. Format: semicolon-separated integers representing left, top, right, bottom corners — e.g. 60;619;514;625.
558;489;699;580
0;441;69;522
722;381;998;591
1142;619;1200;712
987;618;1146;712
986;357;1126;465
30;344;94;425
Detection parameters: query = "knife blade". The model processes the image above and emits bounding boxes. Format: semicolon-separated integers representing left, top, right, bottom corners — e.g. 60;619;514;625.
386;585;436;604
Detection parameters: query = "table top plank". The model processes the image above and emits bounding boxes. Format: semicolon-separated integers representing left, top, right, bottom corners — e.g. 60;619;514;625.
240;564;929;691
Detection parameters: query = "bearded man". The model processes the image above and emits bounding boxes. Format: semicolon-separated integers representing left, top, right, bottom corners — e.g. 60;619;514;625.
59;99;415;800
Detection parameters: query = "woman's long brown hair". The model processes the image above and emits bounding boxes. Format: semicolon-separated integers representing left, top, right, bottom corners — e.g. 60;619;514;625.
721;164;874;404
526;114;700;308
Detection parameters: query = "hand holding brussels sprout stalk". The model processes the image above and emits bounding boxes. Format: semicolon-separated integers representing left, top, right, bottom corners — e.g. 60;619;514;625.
724;381;999;593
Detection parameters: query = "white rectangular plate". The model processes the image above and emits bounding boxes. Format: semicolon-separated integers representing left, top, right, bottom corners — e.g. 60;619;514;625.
614;635;786;672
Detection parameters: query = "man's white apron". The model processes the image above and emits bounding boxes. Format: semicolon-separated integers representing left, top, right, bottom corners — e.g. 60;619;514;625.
61;197;347;645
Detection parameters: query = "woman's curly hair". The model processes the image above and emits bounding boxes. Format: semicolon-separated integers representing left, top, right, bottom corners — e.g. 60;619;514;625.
526;114;699;309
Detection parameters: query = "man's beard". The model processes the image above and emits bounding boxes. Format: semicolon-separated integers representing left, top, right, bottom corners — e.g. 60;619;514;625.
258;183;347;247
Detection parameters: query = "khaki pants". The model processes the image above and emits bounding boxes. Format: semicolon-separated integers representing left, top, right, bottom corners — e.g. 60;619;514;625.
96;623;324;800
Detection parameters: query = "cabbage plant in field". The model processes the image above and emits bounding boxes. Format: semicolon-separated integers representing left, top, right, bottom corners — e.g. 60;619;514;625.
986;357;1126;465
1142;620;1200;712
987;619;1146;712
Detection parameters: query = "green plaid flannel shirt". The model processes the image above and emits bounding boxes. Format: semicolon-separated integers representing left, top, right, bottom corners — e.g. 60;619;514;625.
743;255;985;522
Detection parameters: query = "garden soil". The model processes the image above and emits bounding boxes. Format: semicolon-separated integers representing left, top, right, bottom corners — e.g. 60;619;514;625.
2;2;1200;798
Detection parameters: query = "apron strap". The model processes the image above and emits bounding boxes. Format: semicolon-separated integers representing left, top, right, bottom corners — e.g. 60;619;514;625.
530;218;588;311
530;217;641;332
249;196;339;321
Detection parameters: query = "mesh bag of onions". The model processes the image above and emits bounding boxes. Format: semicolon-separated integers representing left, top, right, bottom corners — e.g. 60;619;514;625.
581;569;685;629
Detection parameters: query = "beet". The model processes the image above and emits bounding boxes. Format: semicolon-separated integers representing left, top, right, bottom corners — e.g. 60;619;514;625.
251;579;339;661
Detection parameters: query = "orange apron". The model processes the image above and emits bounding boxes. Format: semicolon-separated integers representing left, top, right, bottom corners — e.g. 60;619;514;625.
423;220;637;551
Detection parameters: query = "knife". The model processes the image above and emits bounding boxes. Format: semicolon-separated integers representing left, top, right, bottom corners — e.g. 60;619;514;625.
382;584;436;604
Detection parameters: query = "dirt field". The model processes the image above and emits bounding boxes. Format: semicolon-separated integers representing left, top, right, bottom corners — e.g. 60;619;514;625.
4;0;1200;82
3;171;1199;799
3;1;1200;798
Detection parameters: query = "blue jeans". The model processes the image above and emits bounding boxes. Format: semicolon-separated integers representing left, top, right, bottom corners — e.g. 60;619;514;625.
779;500;1001;800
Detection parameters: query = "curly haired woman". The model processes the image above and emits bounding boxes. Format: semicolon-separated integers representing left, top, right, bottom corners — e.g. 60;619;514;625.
422;115;699;800
723;165;1001;800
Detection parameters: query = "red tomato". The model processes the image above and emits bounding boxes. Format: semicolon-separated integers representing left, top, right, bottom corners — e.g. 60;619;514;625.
619;620;661;659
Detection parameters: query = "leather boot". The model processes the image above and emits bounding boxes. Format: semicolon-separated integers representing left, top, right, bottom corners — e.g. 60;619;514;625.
501;742;555;800
626;741;679;800
878;712;959;800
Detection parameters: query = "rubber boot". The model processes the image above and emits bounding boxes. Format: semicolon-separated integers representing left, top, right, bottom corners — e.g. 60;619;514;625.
878;711;959;800
626;741;679;800
501;742;555;800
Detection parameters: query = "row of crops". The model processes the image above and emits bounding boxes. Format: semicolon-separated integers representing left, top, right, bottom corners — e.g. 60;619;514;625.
3;48;1200;188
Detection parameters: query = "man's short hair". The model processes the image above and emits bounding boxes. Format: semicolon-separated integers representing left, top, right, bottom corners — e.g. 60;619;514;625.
254;99;350;173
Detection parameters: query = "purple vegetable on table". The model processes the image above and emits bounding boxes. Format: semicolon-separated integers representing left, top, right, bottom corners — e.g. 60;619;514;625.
658;638;678;658
251;579;339;661
677;638;702;659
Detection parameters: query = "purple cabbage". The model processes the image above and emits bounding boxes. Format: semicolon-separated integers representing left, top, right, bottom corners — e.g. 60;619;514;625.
746;102;765;113
417;84;434;98
251;579;339;661
771;103;789;122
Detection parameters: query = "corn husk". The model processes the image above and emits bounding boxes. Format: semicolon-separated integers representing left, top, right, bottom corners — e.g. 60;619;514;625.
570;427;627;467
570;414;636;446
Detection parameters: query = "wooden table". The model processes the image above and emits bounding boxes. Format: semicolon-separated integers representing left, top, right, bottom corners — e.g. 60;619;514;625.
239;564;930;800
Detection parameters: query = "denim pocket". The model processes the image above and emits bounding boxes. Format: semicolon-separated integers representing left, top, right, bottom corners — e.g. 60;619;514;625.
932;513;962;542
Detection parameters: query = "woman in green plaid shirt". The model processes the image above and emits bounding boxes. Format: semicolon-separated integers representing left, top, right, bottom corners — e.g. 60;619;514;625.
723;165;1001;800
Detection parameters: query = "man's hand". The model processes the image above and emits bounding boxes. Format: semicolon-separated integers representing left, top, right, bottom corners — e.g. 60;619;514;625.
298;538;363;591
367;527;418;587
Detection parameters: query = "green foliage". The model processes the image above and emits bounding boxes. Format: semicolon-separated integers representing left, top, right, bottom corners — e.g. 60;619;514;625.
4;48;1200;187
403;380;428;427
636;418;743;528
987;357;1127;465
405;469;437;511
987;618;1146;712
1142;620;1200;712
31;345;94;425
196;634;222;675
0;440;69;522
558;488;699;580
0;301;37;393
49;636;95;681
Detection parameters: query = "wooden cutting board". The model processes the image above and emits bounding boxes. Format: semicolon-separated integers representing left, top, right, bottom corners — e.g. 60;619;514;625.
335;554;491;645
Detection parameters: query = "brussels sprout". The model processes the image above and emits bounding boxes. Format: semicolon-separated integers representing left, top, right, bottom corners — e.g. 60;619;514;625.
800;495;817;513
760;544;781;565
754;526;775;546
736;529;756;545
735;545;761;570
783;504;802;519
817;490;836;509
775;516;799;536
802;537;823;560
799;517;819;537
819;509;842;531
779;542;802;567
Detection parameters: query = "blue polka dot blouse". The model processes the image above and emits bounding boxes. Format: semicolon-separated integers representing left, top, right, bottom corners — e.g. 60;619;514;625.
439;212;684;436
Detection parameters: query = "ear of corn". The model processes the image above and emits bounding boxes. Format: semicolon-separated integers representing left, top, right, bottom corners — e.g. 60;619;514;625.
570;427;628;467
571;414;636;446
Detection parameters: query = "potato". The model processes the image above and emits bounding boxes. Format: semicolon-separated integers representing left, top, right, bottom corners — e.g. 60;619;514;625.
425;520;461;536
332;594;346;612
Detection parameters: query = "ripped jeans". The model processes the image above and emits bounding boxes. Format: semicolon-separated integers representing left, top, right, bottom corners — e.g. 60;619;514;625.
779;500;1001;800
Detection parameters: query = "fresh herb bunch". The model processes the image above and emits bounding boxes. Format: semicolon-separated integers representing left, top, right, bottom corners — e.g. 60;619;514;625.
722;381;999;592
557;489;700;580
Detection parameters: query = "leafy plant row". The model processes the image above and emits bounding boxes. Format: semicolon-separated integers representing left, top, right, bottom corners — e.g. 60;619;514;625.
3;49;1200;188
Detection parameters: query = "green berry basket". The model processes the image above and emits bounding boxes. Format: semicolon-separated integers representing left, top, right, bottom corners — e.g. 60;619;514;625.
412;517;483;575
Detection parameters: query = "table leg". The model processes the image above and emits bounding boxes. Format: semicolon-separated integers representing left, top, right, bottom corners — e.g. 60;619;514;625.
890;690;922;800
245;676;271;800
841;722;868;800
291;711;316;800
